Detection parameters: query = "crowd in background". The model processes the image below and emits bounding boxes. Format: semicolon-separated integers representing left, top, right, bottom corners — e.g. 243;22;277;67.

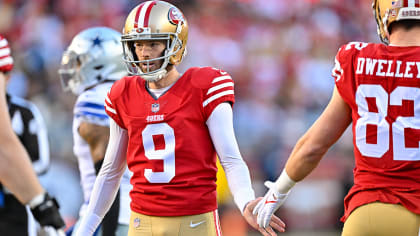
0;0;379;235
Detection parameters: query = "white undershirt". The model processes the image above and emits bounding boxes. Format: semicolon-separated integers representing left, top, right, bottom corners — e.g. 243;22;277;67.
148;87;168;98
74;102;255;236
147;79;175;98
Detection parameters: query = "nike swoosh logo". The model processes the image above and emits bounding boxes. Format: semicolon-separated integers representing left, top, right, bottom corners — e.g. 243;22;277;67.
265;200;277;204
190;220;206;228
265;193;278;204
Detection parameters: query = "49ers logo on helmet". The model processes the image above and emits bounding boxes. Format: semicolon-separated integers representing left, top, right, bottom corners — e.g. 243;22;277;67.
168;7;184;25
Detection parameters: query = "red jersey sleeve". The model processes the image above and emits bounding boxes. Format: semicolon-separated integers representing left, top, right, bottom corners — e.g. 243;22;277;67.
0;35;13;73
332;43;358;104
104;77;127;129
332;42;372;105
191;67;235;120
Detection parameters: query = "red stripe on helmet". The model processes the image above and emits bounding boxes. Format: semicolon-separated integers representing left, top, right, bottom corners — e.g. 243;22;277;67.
403;0;409;7
134;3;146;29
416;0;420;7
143;1;157;27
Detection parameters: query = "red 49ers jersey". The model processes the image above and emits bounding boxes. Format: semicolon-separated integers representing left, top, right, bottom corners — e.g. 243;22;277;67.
332;42;420;222
105;67;234;216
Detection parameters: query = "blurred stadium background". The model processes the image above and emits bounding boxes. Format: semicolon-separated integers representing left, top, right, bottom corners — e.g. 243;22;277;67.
0;0;378;235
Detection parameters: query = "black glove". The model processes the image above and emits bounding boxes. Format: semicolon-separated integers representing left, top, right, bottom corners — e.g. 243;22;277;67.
30;192;65;229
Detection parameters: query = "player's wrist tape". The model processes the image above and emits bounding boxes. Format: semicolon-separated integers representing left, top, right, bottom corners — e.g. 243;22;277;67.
28;192;46;209
273;169;296;194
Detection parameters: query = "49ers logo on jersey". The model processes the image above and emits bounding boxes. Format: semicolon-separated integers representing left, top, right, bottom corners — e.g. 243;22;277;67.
168;7;184;25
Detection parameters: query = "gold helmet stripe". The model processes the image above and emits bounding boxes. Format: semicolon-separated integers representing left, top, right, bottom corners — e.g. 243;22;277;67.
134;1;156;28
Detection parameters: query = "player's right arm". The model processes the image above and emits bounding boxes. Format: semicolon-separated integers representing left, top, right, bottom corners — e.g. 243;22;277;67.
0;35;44;203
0;73;44;203
254;87;352;229
0;35;65;231
74;119;128;236
284;87;352;181
0;73;65;231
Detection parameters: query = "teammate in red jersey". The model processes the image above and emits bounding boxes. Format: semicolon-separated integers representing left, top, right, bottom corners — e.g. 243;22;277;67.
74;1;284;236
253;0;420;235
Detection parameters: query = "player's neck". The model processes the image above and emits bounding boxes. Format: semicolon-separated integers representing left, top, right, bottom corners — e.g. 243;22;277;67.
147;68;180;89
389;27;420;46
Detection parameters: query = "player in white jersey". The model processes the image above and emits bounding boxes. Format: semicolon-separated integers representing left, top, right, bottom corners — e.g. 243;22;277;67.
59;27;132;236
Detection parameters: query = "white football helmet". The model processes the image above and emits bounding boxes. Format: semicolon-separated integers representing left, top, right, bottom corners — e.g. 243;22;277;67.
121;1;188;81
59;27;126;95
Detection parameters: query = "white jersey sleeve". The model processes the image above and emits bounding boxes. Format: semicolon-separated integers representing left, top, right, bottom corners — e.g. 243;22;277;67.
206;102;255;214
74;119;128;236
72;83;112;216
72;82;132;224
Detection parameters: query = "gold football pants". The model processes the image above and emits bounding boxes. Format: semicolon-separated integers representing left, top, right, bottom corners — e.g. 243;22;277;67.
342;202;420;236
127;210;222;236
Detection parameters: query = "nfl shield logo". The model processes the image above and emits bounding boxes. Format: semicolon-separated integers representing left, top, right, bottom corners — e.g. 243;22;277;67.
133;217;141;228
151;103;160;113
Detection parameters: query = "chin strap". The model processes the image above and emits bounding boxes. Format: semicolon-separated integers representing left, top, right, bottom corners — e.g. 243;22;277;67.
141;68;167;82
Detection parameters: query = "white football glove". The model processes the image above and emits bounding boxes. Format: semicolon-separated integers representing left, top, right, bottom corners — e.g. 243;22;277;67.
253;180;289;228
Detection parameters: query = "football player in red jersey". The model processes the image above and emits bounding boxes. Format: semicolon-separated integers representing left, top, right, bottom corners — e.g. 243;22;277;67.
74;1;284;236
253;0;420;235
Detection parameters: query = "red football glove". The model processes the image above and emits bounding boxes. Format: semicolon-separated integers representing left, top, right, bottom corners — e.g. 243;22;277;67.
0;34;13;73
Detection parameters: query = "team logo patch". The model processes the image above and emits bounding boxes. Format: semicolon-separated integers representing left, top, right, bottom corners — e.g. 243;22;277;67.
133;217;141;228
151;103;160;113
134;27;151;34
168;7;184;25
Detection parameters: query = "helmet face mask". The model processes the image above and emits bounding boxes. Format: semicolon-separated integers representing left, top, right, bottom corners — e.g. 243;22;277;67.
59;51;80;94
373;0;420;44
59;27;126;95
122;34;174;81
122;1;188;82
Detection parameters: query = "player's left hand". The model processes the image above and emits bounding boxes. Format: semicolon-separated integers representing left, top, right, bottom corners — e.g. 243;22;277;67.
243;197;285;236
30;192;66;229
253;181;289;229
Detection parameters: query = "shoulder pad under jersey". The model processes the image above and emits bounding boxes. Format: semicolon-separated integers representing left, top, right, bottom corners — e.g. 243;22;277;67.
107;76;130;101
189;67;233;89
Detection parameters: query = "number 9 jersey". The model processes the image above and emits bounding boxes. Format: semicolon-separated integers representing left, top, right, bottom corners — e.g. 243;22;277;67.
104;67;234;216
332;42;420;222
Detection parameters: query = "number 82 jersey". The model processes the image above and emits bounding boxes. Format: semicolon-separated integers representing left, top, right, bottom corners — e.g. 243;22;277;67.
332;42;420;222
105;67;235;216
